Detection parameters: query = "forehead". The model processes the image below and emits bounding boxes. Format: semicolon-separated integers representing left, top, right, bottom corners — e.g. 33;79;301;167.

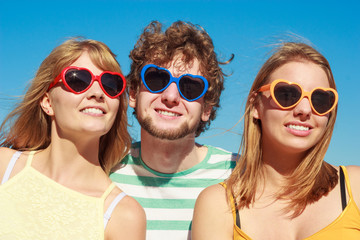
161;55;203;77
70;51;103;75
269;61;330;89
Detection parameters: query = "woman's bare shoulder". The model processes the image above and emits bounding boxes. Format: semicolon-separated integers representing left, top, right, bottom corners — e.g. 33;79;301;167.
105;190;146;240
344;165;360;206
344;165;360;183
0;147;19;179
192;183;233;240
198;183;228;202
0;147;17;157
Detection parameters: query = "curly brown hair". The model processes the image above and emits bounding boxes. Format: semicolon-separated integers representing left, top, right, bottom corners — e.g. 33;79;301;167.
127;20;232;136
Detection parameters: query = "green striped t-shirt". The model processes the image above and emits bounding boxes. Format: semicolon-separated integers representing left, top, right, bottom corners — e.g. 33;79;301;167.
110;142;237;240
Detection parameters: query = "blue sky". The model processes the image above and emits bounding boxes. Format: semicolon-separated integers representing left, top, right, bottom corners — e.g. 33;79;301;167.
0;0;359;166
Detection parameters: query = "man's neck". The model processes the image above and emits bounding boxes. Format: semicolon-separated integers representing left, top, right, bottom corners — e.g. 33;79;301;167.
140;130;208;174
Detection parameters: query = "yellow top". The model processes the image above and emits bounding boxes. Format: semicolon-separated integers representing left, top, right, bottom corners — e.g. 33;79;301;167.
224;166;360;240
0;151;116;240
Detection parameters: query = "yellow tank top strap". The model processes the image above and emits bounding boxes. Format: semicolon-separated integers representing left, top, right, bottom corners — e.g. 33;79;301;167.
340;166;353;199
101;182;116;199
26;151;37;167
219;182;238;223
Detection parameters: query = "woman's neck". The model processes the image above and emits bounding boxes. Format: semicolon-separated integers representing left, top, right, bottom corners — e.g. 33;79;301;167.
262;139;307;176
36;133;105;183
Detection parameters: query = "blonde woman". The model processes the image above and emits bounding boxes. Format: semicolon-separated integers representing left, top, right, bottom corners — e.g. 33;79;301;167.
192;42;360;239
0;38;146;239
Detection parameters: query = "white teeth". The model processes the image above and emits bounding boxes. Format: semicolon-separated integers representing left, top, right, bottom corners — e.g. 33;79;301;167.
81;108;104;114
287;124;309;131
157;110;179;117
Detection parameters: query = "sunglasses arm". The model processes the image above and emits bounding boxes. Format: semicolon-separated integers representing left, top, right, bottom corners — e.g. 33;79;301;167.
48;74;62;91
258;84;271;93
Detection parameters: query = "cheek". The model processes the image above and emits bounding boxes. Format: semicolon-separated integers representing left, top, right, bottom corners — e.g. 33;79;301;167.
139;91;157;103
109;99;121;115
310;115;330;145
317;115;330;132
51;92;77;114
260;107;285;124
133;93;148;114
254;95;280;120
263;94;282;110
186;100;203;117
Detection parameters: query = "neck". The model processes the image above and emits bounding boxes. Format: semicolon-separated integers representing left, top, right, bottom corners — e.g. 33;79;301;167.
140;129;208;174
260;140;308;192
36;130;107;185
262;137;307;174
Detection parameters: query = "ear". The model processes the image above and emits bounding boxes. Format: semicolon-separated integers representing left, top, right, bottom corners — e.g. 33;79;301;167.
201;104;212;122
40;92;54;116
250;92;261;120
253;105;260;120
129;89;137;108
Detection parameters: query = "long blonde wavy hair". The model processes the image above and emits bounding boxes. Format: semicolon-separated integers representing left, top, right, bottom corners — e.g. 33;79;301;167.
0;38;131;174
226;42;338;217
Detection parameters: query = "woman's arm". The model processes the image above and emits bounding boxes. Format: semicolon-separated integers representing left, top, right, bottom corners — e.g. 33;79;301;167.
105;195;146;240
192;184;233;240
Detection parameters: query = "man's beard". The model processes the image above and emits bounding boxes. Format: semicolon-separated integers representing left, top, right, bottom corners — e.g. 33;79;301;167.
137;114;200;140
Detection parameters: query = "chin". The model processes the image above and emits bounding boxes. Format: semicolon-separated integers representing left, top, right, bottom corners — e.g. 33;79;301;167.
282;143;315;155
81;125;110;135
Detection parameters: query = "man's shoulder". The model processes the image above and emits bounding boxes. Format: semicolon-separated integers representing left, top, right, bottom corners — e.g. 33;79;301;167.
205;145;238;160
202;144;238;171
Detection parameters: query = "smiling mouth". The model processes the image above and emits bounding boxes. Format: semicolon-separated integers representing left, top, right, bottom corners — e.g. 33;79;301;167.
157;110;180;117
81;108;104;114
286;124;310;131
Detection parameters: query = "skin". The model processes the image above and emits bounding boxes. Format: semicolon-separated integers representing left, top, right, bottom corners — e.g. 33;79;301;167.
46;51;120;144
0;51;146;240
129;55;212;173
192;61;360;240
254;61;331;170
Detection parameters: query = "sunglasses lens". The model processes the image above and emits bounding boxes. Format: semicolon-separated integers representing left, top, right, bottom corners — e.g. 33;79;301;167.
179;76;206;100
311;89;336;114
144;67;170;92
65;69;92;92
101;73;124;97
274;82;302;108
